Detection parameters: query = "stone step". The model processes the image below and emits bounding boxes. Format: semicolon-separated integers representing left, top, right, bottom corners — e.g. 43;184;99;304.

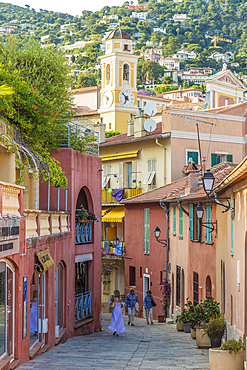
10;359;21;370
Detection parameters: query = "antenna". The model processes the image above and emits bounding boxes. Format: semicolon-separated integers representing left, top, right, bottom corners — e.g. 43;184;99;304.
144;102;157;117
143;118;157;133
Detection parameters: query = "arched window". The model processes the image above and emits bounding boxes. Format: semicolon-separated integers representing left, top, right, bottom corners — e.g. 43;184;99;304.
206;275;212;297
123;63;129;81
106;64;110;85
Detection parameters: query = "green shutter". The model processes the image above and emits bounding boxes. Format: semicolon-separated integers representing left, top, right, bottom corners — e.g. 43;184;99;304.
206;203;212;243
211;153;218;167
173;206;176;235
189;204;194;240
179;209;183;239
230;199;233;255
144;208;150;254
227;154;233;163
187;151;199;165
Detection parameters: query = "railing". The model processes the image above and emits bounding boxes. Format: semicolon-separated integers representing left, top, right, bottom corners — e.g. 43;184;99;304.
55;120;99;156
75;220;92;244
102;188;141;203
102;240;125;256
75;291;91;321
0;181;24;217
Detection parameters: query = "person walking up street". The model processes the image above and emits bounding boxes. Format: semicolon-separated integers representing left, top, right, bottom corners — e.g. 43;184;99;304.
125;288;139;326
108;290;125;336
143;290;154;325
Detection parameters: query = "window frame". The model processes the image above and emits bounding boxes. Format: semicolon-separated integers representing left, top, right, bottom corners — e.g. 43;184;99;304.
176;265;181;307
186;149;199;165
129;266;136;286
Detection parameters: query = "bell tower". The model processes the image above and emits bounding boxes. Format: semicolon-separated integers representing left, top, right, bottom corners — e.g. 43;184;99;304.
99;28;138;132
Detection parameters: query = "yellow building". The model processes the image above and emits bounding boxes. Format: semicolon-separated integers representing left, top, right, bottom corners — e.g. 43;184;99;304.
98;28;139;132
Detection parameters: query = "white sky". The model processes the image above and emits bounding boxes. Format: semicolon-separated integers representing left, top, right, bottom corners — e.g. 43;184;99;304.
2;0;129;15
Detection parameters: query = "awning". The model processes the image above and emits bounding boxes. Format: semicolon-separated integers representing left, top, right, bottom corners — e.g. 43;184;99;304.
100;150;139;162
102;207;114;216
102;206;125;222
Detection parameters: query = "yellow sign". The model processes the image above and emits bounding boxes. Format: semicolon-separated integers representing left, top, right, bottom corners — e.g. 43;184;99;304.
35;248;54;274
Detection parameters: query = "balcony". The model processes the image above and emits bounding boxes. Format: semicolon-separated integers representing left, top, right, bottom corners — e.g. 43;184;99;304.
75;291;92;322
102;240;125;258
102;188;141;204
75;220;93;244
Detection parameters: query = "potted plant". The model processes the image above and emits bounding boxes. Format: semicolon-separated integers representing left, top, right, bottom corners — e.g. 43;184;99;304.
175;314;184;331
203;315;226;348
179;307;191;333
188;303;202;339
209;338;245;370
76;205;98;223
158;278;171;323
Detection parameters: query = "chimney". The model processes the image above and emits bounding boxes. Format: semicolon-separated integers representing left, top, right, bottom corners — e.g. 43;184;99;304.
185;172;200;195
202;157;206;173
99;118;105;144
134;112;147;138
127;114;134;137
225;97;229;108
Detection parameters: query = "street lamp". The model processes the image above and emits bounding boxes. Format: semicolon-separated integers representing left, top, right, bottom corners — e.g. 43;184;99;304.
202;170;215;195
195;203;204;220
154;226;167;247
195;203;217;233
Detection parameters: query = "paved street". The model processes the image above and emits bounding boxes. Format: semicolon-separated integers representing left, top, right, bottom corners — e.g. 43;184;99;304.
18;314;209;370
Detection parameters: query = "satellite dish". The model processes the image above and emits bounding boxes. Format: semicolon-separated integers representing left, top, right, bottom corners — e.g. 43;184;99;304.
144;102;157;117
143;118;157;133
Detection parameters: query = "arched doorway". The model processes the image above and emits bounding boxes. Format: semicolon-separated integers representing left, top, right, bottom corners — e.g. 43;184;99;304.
206;275;212;297
55;262;65;338
0;260;14;360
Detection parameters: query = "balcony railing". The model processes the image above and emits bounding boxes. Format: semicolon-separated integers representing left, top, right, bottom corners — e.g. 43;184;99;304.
102;188;141;203
102;240;125;256
75;220;92;244
75;291;91;321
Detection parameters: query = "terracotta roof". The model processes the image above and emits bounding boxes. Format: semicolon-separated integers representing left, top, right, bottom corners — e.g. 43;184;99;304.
71;86;100;94
99;122;168;147
74;106;99;117
161;102;205;110
123;162;237;204
137;94;170;102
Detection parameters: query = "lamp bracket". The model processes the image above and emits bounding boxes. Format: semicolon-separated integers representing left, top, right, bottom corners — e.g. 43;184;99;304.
155;237;167;247
200;220;217;234
178;201;189;217
206;194;231;213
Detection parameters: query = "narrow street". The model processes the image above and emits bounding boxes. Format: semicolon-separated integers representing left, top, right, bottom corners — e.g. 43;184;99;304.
18;314;209;370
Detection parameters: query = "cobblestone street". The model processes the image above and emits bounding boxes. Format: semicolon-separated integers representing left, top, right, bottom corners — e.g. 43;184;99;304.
18;314;209;370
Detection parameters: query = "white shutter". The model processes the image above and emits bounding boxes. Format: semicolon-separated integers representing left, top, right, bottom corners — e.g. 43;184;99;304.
147;171;156;185
132;160;137;182
143;172;151;185
119;162;124;188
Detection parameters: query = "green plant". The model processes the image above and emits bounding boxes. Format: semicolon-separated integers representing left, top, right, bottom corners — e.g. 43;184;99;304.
202;296;220;322
177;308;190;324
159;279;171;317
203;315;226;340
76;205;98;222
102;262;118;285
220;338;245;354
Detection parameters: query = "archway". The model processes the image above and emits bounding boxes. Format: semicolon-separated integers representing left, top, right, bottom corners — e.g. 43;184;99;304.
206;275;212;297
76;186;93;213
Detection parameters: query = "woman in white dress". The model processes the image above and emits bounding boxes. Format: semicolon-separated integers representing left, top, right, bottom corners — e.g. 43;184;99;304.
108;290;125;336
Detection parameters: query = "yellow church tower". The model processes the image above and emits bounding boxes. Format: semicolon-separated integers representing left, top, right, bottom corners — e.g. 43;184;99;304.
99;28;138;132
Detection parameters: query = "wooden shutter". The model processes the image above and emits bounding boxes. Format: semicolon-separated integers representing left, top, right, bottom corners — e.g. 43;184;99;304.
119;162;124;188
173;206;176;235
206;203;212;243
132;160;137;182
211;153;218;167
189;204;194;240
227;154;233;163
179;208;183;239
197;218;200;242
144;208;150;254
187;151;198;165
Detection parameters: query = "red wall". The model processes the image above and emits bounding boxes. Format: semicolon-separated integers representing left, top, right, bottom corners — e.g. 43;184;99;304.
125;203;167;319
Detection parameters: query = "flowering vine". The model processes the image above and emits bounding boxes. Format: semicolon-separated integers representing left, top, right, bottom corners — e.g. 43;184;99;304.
102;262;118;285
160;278;171;317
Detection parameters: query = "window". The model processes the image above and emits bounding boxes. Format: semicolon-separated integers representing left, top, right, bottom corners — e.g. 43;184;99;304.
140;267;142;278
137;100;140;107
211;153;233;166
106;64;110;85
160;271;163;283
179;208;183;239
127;162;132;188
176;265;181;307
193;271;199;305
173;206;176;235
144;208;150;254
143;159;156;189
206;203;212;243
102;164;111;189
123;63;129;81
189;204;194;240
230;199;233;255
187;150;199;165
124;44;129;51
55;262;65;334
129;266;136;286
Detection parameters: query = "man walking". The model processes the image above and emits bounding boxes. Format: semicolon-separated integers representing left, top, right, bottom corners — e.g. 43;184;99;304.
125;288;139;326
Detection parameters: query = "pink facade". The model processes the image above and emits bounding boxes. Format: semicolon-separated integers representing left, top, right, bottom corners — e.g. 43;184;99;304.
0;149;102;369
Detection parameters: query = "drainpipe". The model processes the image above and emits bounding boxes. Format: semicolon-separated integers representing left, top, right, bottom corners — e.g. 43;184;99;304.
160;201;169;279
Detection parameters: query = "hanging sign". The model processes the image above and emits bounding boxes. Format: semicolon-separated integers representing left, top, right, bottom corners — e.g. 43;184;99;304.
35;248;54;274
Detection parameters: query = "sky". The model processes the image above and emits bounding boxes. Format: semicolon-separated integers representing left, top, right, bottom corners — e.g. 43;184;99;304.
2;0;129;15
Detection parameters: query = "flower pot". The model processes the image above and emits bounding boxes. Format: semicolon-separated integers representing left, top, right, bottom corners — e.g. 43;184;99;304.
191;328;196;339
78;219;90;223
157;314;166;323
210;337;222;348
196;328;211;348
209;348;244;370
176;320;184;331
183;322;191;333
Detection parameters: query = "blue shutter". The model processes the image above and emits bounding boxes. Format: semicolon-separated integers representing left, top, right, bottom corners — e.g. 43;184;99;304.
179;209;183;239
189;204;194;240
227;154;233;163
206;203;212;243
144;208;150;254
173;206;176;235
197;218;200;241
211;153;218;167
230;199;233;255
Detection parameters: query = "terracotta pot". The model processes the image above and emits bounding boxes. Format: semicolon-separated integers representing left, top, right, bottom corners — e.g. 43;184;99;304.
191;328;196;339
196;328;211;348
176;321;184;331
157;314;166;323
209;348;244;370
78;219;90;223
183;322;191;333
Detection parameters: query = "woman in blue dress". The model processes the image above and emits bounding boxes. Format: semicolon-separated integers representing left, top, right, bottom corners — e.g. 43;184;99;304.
108;290;125;336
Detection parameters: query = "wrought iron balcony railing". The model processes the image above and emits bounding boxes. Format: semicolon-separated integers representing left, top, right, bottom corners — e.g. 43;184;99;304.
75;291;91;322
102;240;125;256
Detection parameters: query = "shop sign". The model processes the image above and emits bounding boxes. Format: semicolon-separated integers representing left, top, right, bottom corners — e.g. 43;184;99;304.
35;248;54;274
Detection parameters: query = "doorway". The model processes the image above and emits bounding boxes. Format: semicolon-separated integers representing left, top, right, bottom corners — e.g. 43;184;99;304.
143;274;150;318
55;262;65;338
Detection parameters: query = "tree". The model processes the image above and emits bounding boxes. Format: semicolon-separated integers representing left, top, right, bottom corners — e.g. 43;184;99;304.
154;84;178;94
141;61;164;83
